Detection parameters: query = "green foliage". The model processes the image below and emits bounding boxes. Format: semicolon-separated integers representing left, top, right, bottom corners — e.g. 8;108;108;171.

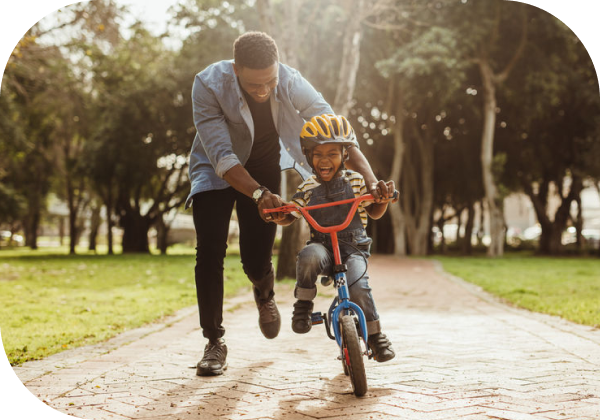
376;26;467;107
2;0;599;256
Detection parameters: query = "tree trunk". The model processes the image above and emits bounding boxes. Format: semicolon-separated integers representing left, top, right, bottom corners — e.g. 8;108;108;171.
402;122;434;256
476;6;527;257
24;203;40;250
462;201;475;255
525;177;583;255
574;194;583;252
120;212;151;253
88;203;102;252
333;0;365;115
155;215;170;255
276;170;308;280
66;171;77;255
257;2;308;279
104;190;115;255
388;92;406;255
479;60;505;257
596;182;600;258
256;0;276;36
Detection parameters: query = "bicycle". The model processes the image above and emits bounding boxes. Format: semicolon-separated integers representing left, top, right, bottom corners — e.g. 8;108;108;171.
264;191;397;397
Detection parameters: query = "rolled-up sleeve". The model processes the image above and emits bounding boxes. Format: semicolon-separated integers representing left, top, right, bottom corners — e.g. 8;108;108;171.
192;75;241;178
288;70;333;119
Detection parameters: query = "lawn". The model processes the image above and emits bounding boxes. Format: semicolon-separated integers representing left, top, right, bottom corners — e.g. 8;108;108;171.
436;255;600;328
3;248;598;366
0;247;251;365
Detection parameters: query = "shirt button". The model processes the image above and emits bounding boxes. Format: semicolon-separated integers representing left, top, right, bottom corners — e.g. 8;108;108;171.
300;162;304;166
286;147;290;151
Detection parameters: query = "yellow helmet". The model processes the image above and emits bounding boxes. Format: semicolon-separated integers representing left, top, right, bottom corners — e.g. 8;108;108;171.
300;114;357;151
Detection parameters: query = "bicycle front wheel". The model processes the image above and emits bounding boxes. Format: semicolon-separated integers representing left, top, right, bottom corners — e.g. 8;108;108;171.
340;314;367;396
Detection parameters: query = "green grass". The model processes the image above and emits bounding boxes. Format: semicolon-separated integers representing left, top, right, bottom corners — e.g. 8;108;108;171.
0;247;251;365
436;255;600;327
5;247;598;365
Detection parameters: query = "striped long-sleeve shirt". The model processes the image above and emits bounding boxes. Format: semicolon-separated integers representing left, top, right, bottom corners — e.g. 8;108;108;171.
291;170;369;228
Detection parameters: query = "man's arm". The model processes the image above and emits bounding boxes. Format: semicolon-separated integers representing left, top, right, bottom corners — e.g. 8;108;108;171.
223;164;286;223
346;146;396;202
192;75;242;177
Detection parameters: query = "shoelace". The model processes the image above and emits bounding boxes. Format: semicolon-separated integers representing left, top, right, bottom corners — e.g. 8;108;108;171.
203;342;225;361
259;300;279;322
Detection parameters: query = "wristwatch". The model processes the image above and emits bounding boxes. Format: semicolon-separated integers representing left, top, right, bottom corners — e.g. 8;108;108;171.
252;186;269;204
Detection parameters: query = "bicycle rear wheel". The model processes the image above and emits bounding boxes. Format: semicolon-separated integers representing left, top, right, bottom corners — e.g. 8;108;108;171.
340;314;367;396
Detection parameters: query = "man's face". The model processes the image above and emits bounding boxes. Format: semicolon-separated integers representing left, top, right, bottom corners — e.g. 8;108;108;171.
233;63;279;103
311;144;345;182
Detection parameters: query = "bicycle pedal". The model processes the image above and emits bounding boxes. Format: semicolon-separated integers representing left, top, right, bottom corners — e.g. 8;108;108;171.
311;312;324;325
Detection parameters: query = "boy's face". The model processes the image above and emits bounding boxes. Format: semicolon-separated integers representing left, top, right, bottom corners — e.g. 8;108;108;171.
311;143;345;182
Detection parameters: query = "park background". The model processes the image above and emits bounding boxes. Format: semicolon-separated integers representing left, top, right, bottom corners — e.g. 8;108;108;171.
1;0;600;418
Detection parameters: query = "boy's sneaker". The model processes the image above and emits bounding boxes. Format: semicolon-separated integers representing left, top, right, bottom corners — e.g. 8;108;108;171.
368;332;395;362
291;300;314;334
196;338;227;376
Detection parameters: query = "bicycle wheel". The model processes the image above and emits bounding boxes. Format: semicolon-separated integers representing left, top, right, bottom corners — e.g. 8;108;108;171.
340;314;367;396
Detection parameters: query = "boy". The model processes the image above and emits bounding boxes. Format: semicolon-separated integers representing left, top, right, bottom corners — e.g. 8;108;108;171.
275;114;396;362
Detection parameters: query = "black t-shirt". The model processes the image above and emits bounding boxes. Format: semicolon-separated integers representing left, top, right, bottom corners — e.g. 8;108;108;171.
242;89;281;175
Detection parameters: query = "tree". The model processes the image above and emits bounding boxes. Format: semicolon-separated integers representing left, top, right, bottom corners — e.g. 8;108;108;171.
376;25;467;255
461;1;528;257
1;0;122;251
87;25;190;253
497;12;600;255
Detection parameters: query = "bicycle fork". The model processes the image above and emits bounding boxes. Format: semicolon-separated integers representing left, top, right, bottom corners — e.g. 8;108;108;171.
312;231;369;347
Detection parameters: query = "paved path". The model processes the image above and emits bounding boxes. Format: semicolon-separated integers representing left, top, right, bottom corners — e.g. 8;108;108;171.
12;257;600;419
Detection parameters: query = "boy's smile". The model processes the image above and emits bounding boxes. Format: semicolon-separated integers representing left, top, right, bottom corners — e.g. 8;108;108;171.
311;144;345;182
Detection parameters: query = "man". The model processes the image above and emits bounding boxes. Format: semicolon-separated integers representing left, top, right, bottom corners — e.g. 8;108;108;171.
187;31;388;376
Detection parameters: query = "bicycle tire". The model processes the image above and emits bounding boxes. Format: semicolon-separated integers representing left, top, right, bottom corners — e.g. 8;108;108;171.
340;314;368;396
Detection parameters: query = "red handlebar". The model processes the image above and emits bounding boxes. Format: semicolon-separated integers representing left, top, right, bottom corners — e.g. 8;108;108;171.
263;192;398;234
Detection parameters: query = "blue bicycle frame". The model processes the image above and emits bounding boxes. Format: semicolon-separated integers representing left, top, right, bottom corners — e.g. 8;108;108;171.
329;270;369;347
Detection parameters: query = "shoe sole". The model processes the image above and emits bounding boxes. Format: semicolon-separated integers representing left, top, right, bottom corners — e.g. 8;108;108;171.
374;353;395;363
196;363;228;376
259;321;281;339
291;324;312;334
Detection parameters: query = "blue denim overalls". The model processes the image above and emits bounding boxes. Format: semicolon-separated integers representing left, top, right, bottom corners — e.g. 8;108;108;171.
294;174;381;335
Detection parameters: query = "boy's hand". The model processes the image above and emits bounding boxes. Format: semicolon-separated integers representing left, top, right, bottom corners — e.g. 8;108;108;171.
369;180;398;203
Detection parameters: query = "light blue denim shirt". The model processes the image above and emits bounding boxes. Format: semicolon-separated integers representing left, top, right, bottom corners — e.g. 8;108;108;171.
186;60;344;208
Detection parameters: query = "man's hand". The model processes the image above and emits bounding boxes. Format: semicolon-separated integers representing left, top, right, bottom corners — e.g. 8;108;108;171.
258;191;285;223
369;180;398;203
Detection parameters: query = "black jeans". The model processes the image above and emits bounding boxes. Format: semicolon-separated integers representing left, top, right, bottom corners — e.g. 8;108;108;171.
192;169;280;341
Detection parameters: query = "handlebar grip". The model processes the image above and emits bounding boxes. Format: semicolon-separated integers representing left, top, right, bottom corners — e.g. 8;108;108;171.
392;190;399;200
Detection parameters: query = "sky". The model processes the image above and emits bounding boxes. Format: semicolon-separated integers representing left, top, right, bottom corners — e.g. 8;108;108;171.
32;0;187;48
113;0;181;32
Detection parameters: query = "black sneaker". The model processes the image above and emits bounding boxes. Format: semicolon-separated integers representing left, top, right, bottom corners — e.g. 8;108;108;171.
368;332;395;363
257;297;281;339
291;300;314;334
196;338;227;376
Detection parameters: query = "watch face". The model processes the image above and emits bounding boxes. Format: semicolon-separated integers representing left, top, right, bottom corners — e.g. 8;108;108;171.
253;188;263;202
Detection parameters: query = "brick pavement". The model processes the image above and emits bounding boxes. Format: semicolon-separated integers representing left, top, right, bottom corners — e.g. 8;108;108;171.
11;256;600;419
